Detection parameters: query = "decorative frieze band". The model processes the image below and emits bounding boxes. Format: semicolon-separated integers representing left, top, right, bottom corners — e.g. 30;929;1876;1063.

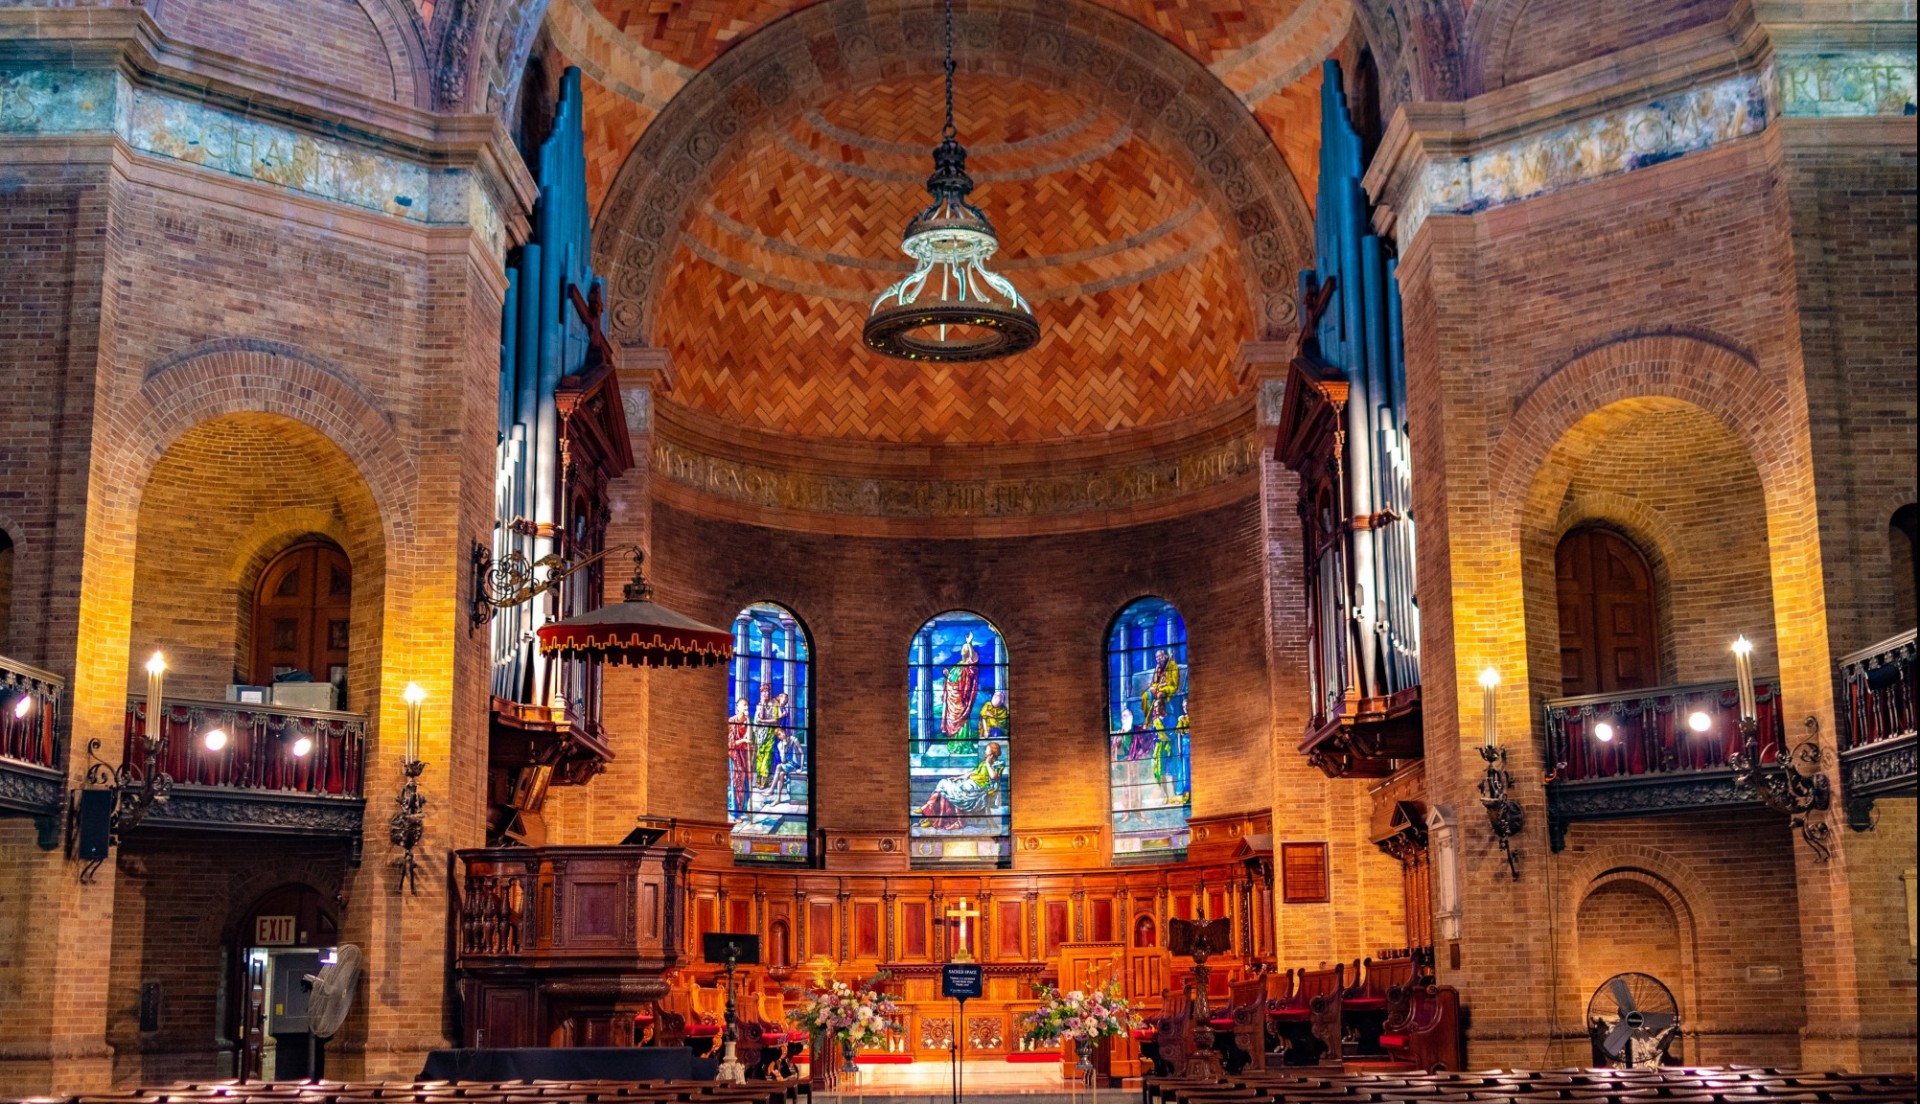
1380;45;1916;249
650;430;1262;522
0;67;505;258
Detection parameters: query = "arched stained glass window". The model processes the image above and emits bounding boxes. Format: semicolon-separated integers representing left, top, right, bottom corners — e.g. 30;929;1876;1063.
1108;597;1191;858
908;611;1011;868
727;602;812;863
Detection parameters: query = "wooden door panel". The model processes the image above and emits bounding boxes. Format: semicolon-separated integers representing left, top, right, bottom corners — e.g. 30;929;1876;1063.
1556;528;1660;696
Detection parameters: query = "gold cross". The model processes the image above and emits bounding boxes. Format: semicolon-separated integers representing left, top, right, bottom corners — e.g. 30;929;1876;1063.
945;898;980;963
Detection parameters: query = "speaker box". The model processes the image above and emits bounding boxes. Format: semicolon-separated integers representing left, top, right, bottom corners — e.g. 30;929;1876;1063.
74;788;114;861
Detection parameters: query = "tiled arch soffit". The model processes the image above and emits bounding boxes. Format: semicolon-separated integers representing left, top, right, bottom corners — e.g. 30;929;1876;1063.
593;0;1317;348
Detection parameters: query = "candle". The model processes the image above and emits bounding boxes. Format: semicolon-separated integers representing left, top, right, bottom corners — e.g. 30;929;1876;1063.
1478;668;1500;748
1731;636;1755;723
403;682;427;763
144;651;168;750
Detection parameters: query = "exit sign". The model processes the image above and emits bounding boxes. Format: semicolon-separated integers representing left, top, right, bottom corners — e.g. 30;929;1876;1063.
255;915;296;946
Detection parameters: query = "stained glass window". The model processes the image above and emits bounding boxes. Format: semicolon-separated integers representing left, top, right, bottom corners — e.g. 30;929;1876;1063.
1108;597;1191;858
908;611;1012;867
726;602;812;863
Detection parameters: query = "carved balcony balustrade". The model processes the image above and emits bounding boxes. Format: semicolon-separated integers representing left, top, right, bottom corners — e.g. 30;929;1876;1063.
1837;629;1916;830
121;697;367;851
0;655;64;823
1544;678;1785;850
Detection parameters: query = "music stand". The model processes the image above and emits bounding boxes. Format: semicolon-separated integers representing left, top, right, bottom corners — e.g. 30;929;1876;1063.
703;934;760;1083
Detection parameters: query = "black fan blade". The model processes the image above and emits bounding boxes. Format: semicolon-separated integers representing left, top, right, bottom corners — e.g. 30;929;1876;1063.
1638;1012;1675;1034
1604;1019;1636;1057
1610;976;1637;1016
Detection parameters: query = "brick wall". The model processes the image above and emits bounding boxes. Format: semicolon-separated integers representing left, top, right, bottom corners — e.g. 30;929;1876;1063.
1555;812;1807;1066
633;493;1272;846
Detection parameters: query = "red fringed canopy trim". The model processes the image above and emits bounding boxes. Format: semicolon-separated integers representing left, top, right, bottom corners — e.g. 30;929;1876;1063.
536;624;733;668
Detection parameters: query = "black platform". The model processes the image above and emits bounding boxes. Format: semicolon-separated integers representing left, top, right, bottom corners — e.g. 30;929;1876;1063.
419;1046;711;1083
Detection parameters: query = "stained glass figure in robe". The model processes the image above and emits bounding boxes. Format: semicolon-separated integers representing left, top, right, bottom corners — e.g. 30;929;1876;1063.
908;611;1011;867
727;602;811;862
1109;597;1191;857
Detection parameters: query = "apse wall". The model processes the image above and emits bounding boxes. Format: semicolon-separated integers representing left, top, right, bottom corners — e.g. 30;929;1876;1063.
636;493;1270;850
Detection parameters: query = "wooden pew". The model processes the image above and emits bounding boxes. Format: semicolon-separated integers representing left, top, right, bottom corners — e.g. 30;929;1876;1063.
1376;984;1461;1072
1341;956;1416;1055
1266;962;1341;1066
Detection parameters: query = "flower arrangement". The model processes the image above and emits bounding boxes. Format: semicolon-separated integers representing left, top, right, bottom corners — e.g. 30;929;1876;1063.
785;974;900;1050
1019;982;1140;1045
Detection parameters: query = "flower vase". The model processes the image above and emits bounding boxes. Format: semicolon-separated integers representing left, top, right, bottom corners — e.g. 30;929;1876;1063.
1074;1037;1096;1083
841;1037;859;1075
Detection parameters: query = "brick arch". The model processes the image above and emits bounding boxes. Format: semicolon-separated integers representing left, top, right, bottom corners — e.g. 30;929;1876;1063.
209;865;351;948
1490;334;1787;541
594;0;1314;345
1570;864;1701;1034
1348;0;1465;105
1463;0;1733;95
111;340;415;549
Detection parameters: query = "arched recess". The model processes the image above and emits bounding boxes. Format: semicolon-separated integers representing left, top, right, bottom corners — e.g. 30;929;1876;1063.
1484;335;1810;748
127;414;387;714
593;0;1315;344
1573;870;1696;1063
223;881;342;1080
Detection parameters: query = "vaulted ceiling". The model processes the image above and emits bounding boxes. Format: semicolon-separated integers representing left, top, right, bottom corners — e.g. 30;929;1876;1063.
552;0;1358;447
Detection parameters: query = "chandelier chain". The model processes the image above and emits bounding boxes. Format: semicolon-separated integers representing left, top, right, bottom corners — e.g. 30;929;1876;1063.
942;0;956;140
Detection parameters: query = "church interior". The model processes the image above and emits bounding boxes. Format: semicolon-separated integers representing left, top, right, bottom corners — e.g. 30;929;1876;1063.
0;0;1914;1100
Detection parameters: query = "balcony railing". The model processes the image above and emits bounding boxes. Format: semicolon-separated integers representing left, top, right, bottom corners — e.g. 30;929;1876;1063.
1543;678;1785;850
1;655;65;818
121;697;368;843
1836;630;1916;830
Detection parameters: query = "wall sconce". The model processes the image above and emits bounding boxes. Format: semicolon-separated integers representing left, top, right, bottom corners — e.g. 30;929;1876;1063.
75;651;175;883
389;681;428;894
1725;636;1833;861
1476;667;1524;880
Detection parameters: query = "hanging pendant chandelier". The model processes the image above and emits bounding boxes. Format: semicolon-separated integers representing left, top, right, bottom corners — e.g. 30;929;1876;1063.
863;0;1039;362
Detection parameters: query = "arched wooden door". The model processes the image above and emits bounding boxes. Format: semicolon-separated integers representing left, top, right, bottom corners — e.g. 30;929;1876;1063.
1556;527;1661;696
251;541;351;692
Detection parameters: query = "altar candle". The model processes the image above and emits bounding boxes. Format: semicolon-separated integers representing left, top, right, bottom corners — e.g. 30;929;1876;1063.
1731;636;1756;723
1478;668;1500;748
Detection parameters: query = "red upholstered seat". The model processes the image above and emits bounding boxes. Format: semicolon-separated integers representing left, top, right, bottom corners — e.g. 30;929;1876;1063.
1131;1028;1158;1042
632;1013;656;1024
1377;1033;1408;1048
1208;1017;1234;1030
686;1023;721;1037
1344;997;1388;1011
1270;1008;1311;1022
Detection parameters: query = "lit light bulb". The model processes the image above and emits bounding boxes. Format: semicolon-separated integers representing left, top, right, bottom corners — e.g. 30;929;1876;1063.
291;736;313;758
1594;722;1616;743
403;682;427;707
145;651;167;676
1731;636;1752;658
10;695;29;720
1478;667;1501;689
203;728;228;752
1686;711;1712;734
